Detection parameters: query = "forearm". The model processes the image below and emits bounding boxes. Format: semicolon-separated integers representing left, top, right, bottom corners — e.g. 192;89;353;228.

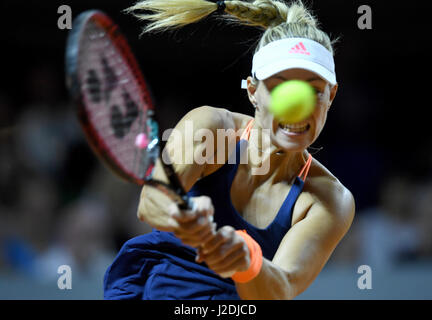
235;258;297;300
137;185;179;231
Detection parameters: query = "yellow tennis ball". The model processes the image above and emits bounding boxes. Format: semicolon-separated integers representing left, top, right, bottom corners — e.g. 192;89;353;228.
269;80;316;124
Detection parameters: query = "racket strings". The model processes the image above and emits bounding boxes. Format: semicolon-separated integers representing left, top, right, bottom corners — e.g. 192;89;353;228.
78;20;150;180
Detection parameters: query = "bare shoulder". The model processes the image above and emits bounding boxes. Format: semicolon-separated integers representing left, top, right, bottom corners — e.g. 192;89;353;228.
183;106;252;131
305;157;355;229
181;106;224;130
228;110;254;131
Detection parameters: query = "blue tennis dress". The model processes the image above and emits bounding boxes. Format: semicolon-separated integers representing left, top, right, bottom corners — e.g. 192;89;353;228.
103;139;307;300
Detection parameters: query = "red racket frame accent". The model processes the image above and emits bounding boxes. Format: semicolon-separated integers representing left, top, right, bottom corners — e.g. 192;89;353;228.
66;11;190;208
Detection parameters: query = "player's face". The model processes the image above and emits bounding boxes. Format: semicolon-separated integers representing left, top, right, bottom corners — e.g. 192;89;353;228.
248;68;337;152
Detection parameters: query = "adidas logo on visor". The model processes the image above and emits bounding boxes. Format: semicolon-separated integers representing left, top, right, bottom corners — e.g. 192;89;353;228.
250;38;336;85
289;42;310;55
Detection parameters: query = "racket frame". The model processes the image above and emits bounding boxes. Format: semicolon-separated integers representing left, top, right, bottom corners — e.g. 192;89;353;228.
65;10;189;209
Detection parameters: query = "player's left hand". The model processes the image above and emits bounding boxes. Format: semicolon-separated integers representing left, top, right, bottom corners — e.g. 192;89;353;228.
196;225;250;278
170;196;216;248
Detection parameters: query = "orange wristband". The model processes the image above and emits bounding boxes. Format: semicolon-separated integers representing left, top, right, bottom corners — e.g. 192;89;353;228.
231;230;263;283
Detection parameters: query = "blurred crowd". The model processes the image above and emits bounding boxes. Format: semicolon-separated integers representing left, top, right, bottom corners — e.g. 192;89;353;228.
0;64;150;283
330;173;432;270
1;60;432;289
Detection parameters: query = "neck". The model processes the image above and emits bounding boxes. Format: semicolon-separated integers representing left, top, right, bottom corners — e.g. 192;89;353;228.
246;123;307;184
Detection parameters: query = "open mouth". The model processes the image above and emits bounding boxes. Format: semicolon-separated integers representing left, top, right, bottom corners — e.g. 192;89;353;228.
278;122;310;135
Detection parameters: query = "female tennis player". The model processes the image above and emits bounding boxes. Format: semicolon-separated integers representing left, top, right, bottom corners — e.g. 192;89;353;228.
104;0;355;300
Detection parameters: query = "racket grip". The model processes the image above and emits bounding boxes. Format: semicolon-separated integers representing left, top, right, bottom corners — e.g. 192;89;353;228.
178;195;193;211
181;196;216;236
179;196;217;248
180;197;214;224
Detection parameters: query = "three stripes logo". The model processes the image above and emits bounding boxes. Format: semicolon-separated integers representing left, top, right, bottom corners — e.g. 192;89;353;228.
289;42;310;55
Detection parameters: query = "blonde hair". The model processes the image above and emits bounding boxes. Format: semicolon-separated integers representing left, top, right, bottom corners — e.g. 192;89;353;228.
127;0;336;78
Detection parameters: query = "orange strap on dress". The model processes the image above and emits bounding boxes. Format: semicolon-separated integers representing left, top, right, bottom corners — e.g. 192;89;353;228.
240;119;313;181
240;119;254;141
298;153;313;182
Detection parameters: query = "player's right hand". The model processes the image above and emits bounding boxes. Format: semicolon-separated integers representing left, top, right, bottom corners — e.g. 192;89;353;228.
169;196;216;248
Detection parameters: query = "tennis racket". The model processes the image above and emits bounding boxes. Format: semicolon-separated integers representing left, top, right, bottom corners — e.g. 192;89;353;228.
65;10;190;209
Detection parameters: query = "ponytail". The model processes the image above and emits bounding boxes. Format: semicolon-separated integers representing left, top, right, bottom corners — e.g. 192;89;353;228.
127;0;335;56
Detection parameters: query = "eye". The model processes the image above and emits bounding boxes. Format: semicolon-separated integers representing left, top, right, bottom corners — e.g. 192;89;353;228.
264;78;282;90
309;80;326;94
313;88;326;101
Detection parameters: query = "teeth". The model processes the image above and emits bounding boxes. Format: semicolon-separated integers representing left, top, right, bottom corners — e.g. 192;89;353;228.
280;122;309;133
286;123;307;129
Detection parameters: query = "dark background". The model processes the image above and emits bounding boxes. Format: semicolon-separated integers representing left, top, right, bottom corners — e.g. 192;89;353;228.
1;0;431;298
2;0;430;210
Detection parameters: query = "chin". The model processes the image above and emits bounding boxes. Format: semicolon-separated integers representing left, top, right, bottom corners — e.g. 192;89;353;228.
269;120;314;152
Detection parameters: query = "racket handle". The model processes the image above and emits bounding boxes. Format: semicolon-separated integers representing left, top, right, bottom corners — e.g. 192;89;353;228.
178;196;217;252
178;195;193;211
180;197;217;238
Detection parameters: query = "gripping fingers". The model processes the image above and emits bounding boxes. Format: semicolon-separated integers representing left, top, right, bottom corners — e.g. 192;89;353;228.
203;238;246;266
175;215;212;234
212;251;250;277
170;196;220;253
171;196;215;238
200;241;250;278
175;222;216;248
200;228;231;255
170;196;214;221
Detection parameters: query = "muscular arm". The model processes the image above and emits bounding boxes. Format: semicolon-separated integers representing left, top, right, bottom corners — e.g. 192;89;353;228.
235;182;355;300
137;106;237;231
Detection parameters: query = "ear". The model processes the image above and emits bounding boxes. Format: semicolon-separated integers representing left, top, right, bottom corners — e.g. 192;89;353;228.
329;83;338;105
246;76;258;107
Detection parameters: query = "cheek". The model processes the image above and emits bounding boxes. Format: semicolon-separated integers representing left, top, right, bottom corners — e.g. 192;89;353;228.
256;91;271;110
312;95;330;129
255;92;273;120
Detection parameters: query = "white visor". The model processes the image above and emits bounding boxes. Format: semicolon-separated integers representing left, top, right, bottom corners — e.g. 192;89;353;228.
251;38;336;85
